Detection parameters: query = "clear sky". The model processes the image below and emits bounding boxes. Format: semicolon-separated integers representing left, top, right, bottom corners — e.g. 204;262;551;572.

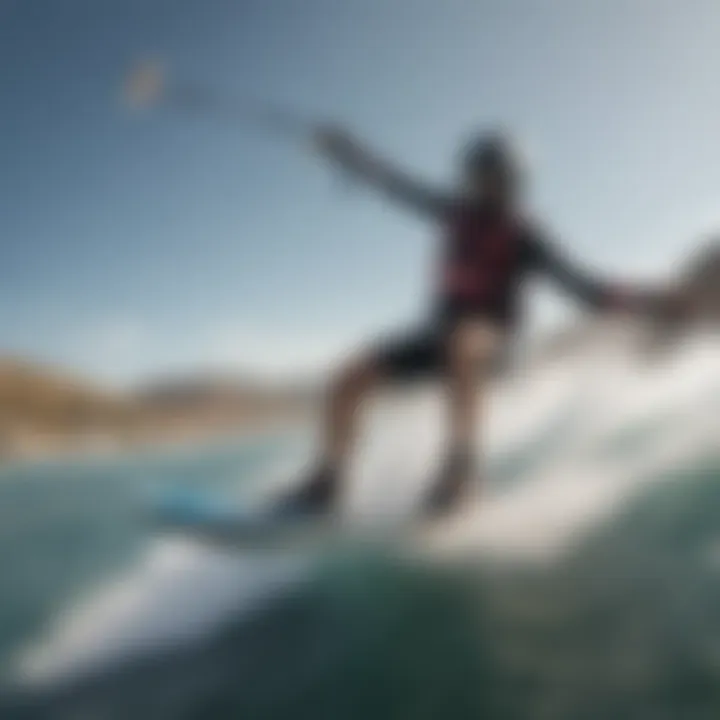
2;0;720;385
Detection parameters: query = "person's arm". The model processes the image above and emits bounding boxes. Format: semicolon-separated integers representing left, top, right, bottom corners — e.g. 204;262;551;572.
527;229;616;309
527;228;692;320
313;126;449;219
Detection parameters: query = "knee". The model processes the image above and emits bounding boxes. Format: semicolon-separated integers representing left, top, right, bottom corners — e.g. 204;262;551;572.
448;321;501;378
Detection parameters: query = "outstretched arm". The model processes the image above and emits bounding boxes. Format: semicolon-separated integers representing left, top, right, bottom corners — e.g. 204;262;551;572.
528;231;616;309
313;126;449;219
528;230;692;320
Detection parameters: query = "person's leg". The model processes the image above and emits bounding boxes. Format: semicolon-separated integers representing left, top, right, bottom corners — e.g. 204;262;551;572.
318;352;381;476
280;327;441;514
280;351;381;513
424;318;503;513
447;319;501;452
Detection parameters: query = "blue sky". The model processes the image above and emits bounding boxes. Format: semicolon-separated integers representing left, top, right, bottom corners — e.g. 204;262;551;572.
2;0;720;385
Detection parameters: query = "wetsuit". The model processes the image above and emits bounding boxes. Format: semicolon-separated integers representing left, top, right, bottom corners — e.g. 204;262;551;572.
376;200;619;379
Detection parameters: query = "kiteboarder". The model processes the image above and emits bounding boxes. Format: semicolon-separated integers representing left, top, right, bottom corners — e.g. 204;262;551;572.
281;127;691;517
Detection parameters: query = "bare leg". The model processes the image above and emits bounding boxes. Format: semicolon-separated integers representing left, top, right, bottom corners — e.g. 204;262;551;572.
425;320;501;513
280;353;380;513
447;320;499;452
321;354;380;471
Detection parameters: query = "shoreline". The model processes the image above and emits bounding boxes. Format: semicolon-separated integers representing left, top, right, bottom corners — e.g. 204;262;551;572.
0;415;314;472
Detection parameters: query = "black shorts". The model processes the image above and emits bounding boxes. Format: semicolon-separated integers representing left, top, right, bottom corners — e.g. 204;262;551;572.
374;317;508;381
374;325;449;381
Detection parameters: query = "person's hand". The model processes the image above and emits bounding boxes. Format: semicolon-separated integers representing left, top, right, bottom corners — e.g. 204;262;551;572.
626;287;698;323
604;285;698;323
649;288;701;323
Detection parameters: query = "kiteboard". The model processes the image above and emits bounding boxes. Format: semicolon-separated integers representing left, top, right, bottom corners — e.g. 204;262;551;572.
148;483;474;553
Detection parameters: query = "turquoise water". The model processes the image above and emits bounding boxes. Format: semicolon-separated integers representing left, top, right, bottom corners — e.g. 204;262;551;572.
0;434;300;679
1;431;719;719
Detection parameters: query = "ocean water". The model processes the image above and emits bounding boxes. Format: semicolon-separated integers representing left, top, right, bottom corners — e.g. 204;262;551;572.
1;336;719;720
0;433;304;681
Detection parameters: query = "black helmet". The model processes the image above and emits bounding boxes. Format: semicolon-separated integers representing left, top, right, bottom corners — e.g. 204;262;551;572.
461;130;523;182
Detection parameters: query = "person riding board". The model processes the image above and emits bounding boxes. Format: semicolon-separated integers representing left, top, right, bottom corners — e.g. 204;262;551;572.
281;126;690;517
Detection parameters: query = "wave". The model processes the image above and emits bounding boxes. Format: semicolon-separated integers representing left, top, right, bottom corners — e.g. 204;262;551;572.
5;330;719;718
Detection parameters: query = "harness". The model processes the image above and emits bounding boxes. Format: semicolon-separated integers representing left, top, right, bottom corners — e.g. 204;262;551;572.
440;205;523;306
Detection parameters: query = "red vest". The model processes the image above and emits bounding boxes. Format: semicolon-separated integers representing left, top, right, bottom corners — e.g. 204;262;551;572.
440;205;522;304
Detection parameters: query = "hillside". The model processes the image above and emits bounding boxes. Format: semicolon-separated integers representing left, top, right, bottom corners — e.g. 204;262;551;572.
0;359;139;458
679;235;720;320
132;374;317;441
0;361;315;462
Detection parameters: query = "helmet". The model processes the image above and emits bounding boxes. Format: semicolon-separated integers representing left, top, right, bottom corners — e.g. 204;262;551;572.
461;130;523;182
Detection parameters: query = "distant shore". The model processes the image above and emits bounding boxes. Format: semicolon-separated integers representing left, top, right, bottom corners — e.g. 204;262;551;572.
0;412;314;469
0;356;321;469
